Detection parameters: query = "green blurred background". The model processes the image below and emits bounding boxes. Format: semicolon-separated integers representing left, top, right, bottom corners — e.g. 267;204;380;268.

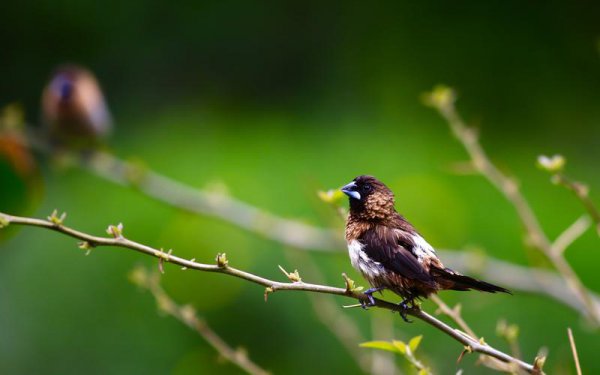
1;1;599;374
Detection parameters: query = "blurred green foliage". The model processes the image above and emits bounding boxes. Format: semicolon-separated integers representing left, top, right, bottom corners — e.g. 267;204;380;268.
1;1;600;374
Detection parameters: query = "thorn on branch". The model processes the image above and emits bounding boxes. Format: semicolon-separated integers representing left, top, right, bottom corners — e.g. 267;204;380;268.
278;265;302;282
533;355;546;374
157;248;172;274
457;345;472;364
342;303;364;309
48;209;67;225
264;287;273;302
216;253;228;268
106;223;124;238
78;241;95;255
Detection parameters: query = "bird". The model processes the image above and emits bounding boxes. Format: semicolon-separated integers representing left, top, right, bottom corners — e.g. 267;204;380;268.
341;175;510;321
41;64;112;150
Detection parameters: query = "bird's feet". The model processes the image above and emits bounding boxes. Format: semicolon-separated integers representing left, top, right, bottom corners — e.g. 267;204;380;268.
361;287;385;309
398;298;415;323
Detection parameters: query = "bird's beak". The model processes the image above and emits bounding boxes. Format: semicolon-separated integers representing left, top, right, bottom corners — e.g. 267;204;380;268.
341;181;361;200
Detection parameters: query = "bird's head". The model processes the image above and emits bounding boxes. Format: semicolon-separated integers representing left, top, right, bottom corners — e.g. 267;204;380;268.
341;175;396;220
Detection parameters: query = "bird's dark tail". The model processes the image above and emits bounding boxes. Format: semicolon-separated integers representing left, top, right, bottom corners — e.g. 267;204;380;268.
432;267;511;294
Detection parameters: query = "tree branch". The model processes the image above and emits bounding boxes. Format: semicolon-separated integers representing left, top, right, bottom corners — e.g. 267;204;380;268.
424;86;600;326
0;210;539;374
83;151;342;251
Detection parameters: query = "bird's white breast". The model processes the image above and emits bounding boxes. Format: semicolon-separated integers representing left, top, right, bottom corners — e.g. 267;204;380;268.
347;239;385;283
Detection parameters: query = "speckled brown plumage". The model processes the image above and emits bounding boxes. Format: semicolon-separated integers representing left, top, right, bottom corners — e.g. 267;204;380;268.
341;175;510;313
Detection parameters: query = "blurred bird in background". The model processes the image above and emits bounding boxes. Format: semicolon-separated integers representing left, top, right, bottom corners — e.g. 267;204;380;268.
41;64;112;150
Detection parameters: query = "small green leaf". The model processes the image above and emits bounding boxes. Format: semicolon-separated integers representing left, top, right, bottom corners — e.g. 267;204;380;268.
317;189;345;203
360;341;400;353
48;209;67;225
408;335;423;352
422;85;456;109
78;241;91;250
288;269;301;282
78;241;94;255
536;154;565;173
278;265;302;282
392;340;407;354
106;223;124;238
0;215;9;228
216;252;228;268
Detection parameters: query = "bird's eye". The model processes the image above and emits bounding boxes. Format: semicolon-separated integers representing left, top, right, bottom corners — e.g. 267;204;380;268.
363;183;372;193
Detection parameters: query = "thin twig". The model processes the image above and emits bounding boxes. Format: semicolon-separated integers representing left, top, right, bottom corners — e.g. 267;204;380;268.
430;295;476;338
131;267;269;375
0;211;539;374
84;151;342;251
553;173;600;229
426;87;600;326
552;215;591;256
567;328;582;375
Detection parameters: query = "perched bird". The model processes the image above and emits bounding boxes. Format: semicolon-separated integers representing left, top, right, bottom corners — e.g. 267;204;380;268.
341;175;510;321
41;64;112;149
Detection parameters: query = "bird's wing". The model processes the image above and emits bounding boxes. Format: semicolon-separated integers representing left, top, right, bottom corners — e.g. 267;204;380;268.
359;226;433;283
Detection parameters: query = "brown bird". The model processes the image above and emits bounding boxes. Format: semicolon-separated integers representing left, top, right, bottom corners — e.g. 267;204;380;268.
341;175;510;321
41;64;112;149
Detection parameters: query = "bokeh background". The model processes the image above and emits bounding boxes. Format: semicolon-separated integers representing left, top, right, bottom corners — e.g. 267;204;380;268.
1;1;599;374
